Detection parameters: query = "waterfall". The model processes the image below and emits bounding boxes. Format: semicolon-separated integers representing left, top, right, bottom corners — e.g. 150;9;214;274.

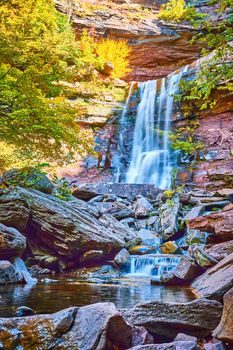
125;255;181;279
13;257;37;285
124;66;189;189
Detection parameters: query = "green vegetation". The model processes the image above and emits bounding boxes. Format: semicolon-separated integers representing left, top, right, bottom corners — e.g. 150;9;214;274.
158;0;204;23
0;0;131;171
181;0;233;110
170;121;203;157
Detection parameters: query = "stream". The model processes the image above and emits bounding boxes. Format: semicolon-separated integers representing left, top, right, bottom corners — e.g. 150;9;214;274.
0;275;196;317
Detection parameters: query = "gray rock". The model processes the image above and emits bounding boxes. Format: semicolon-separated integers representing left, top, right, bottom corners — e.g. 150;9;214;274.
174;333;198;343
2;168;54;194
15;306;35;317
205;240;233;261
0;223;26;259
72;187;99;201
134;195;153;217
0;260;22;284
184;206;204;221
189;244;218;268
159;195;180;240
121;298;223;338
128;341;200;350
192;252;233;300
114;248;130;266
0;190;30;230
80;250;104;264
174;256;203;280
0;303;152;349
3;188;137;264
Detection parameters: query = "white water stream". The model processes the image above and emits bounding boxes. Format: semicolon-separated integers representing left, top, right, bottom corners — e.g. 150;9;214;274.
13;257;37;285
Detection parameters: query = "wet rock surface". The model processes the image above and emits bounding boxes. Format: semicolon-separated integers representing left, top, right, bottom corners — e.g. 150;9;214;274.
0;303;152;350
192;252;233;300
213;287;233;344
0;260;22;285
0;223;26;259
121;298;223;338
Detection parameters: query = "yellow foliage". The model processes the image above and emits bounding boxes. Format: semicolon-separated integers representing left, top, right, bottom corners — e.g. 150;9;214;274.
158;0;187;22
96;39;131;79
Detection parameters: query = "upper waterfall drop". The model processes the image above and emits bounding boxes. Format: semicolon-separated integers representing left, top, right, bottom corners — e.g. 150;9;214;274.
121;66;189;189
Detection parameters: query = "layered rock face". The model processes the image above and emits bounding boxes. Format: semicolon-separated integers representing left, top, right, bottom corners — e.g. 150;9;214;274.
0;187;137;268
56;0;202;81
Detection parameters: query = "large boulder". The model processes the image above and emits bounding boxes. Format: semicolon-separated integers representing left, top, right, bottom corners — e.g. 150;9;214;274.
188;204;233;242
192;252;233;300
213;287;233;344
128;342;200;350
133;195;153;217
1;188;137;265
0;303;152;349
205;240;233;261
173;256;203;281
122;299;222;338
0;190;30;230
0;223;26;259
114;248;130;267
159;195;180;240
0;260;22;284
2;167;54;194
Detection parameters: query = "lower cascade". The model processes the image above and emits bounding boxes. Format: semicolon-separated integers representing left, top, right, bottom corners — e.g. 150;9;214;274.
121;66;189;189
13;257;37;285
125;255;181;280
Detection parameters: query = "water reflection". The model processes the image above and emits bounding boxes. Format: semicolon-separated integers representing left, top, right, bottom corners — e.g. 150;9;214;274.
0;276;196;317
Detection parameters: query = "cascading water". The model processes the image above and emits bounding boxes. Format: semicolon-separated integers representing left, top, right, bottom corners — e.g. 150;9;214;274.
13;257;37;285
125;255;181;280
123;66;189;189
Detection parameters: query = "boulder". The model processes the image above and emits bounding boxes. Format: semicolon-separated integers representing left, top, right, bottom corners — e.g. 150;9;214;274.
138;229;160;247
15;306;35;317
186;229;209;246
213;287;233;344
129;245;154;255
205;240;233;261
2;167;54;194
121;298;223;338
189;245;218;268
134;195;153;217
128;342;200;350
4;188;137;265
0;223;26;259
0;260;22;284
72;187;99;201
184;206;205;221
161;241;179;255
174;333;198;343
0;303;152;349
192;252;233;300
173;256;203;281
188;204;233;242
114;248;130;267
159;195;180;240
0;190;30;230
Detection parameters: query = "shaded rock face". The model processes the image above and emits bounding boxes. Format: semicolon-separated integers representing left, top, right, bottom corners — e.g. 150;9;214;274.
0;260;22;284
188;204;233;242
0;303;152;350
213;287;233;345
205;240;233;261
128;341;200;350
0;188;137;267
121;298;223;338
0;191;30;231
192;252;233;300
0;223;26;259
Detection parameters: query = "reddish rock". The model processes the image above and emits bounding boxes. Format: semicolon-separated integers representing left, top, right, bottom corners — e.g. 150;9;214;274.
192;252;233;300
205;240;233;261
213;287;233;344
188;204;233;242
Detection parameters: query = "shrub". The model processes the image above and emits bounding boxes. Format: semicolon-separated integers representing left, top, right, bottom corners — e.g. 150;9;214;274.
96;39;131;79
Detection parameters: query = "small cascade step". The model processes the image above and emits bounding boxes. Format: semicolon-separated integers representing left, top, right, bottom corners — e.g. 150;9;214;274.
125;254;181;278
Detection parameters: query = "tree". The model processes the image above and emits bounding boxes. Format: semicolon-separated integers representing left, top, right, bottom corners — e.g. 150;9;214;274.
181;0;233;109
0;0;93;169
